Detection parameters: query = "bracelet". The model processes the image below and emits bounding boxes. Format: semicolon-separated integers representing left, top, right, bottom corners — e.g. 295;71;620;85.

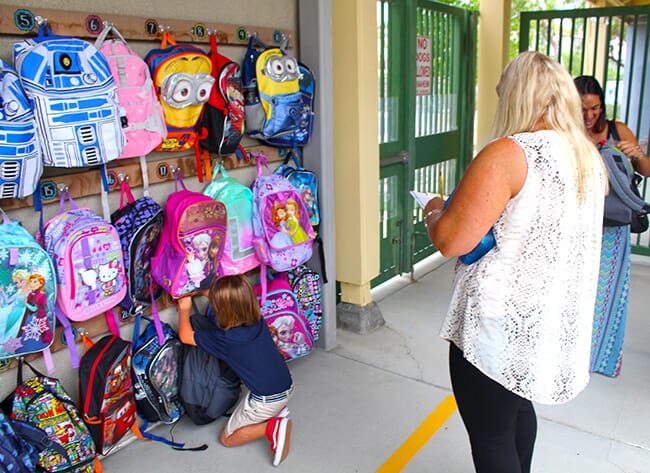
424;209;441;227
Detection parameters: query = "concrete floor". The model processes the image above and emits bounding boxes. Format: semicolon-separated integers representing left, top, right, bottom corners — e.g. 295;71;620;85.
102;256;650;472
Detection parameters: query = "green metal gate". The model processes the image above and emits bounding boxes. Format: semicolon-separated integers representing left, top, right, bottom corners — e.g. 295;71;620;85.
520;5;650;255
375;0;477;286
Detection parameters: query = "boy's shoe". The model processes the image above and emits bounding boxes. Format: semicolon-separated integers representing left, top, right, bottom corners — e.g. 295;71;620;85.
266;416;293;466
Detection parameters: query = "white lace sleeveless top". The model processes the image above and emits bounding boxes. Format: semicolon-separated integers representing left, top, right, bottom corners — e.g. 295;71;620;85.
439;130;606;404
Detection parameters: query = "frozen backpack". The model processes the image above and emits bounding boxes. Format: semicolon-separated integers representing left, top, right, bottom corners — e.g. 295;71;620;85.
13;22;124;167
197;33;245;157
0;59;42;199
0;211;56;371
203;162;260;276
37;191;127;369
5;359;98;473
78;334;142;456
287;264;323;342
251;152;314;302
242;36;303;141
95;23;166;159
110;178;164;318
254;272;314;361
151;171;227;299
145;32;214;180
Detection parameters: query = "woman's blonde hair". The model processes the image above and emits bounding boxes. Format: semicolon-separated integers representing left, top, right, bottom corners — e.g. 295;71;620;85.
208;274;261;330
492;51;605;201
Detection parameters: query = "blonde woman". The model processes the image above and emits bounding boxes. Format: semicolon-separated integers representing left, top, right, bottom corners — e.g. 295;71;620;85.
424;52;607;472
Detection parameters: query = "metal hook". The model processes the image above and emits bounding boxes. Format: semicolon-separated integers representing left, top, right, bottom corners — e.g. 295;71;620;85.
102;20;114;29
281;33;291;50
35;16;48;26
57;183;69;193
159;24;171;33
118;173;129;182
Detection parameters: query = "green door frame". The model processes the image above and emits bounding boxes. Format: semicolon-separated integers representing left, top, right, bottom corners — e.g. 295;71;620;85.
375;0;477;286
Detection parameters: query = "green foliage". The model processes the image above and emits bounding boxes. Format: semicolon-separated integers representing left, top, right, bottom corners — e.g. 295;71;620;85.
437;0;587;58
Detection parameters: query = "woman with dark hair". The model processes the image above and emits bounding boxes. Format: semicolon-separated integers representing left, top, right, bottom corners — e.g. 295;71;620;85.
574;75;650;377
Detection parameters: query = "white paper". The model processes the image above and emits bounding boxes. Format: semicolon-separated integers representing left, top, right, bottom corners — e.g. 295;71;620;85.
410;190;437;208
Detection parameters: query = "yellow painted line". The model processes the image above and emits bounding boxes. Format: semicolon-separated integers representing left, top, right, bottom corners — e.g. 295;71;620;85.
376;395;458;473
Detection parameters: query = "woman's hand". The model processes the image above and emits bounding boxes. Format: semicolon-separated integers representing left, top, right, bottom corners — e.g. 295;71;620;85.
616;140;646;161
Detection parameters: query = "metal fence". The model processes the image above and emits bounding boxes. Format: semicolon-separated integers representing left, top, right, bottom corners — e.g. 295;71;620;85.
520;6;650;254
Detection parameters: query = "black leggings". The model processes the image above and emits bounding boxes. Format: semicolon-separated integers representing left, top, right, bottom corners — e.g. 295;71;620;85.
449;343;537;473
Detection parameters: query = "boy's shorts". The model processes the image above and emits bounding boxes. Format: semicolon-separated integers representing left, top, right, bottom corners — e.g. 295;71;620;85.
225;386;294;436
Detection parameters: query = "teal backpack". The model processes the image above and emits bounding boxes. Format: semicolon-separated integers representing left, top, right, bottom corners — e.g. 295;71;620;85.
203;163;260;276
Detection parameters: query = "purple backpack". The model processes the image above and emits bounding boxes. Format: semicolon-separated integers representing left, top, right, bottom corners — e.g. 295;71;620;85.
151;172;227;299
37;192;126;368
254;272;313;361
251;153;314;301
110;179;164;316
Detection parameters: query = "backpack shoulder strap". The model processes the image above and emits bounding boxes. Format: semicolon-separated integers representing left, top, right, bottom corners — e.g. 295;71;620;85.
608;120;621;142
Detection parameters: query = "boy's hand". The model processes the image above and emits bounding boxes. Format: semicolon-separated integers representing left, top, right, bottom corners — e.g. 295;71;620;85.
177;295;192;316
177;296;196;346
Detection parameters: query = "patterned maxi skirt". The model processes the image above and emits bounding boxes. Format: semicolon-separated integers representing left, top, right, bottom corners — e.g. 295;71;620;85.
590;225;630;377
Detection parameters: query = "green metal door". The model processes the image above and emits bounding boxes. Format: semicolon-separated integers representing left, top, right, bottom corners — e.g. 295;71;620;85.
375;0;477;286
520;6;650;255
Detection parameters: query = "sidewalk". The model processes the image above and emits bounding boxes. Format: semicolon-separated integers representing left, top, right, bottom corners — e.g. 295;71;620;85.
103;258;650;472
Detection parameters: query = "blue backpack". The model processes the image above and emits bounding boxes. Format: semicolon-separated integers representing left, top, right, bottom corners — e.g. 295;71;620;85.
262;62;315;148
13;23;124;167
0;408;43;473
0;59;42;199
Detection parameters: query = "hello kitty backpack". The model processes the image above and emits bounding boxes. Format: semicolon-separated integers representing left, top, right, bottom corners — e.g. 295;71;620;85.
37;191;127;368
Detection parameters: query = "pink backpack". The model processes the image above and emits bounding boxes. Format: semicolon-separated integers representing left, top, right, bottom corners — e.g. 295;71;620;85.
95;24;166;159
151;172;228;299
37;191;127;368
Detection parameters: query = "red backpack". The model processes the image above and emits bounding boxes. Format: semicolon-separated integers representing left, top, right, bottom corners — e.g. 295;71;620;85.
78;334;143;455
197;33;245;158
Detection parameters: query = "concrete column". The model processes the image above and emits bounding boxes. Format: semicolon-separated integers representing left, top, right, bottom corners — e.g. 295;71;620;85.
475;0;511;149
331;0;384;333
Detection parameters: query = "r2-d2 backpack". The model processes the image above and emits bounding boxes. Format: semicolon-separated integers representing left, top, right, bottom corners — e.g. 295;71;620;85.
13;23;124;168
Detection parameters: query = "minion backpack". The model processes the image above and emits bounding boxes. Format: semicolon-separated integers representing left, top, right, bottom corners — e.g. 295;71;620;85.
145;32;214;179
242;36;304;142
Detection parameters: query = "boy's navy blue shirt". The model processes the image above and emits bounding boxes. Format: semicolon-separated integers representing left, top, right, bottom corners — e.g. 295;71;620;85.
194;311;292;397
